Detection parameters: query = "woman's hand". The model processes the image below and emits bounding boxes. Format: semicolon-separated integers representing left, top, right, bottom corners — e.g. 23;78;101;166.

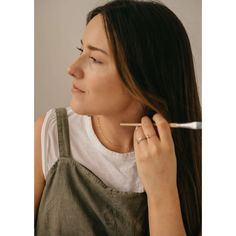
133;113;177;197
134;113;187;235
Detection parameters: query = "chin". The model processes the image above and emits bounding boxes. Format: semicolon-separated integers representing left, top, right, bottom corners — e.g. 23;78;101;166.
70;99;92;116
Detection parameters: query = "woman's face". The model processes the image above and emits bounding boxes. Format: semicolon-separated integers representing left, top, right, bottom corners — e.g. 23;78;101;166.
68;14;141;117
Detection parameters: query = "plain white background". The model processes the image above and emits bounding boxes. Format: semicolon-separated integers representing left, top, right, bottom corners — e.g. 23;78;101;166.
35;0;202;119
0;0;236;235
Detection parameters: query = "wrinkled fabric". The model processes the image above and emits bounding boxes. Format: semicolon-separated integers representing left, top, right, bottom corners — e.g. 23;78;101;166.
35;108;149;236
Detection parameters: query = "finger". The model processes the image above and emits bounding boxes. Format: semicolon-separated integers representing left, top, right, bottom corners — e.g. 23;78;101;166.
152;113;173;144
141;116;159;144
133;126;148;150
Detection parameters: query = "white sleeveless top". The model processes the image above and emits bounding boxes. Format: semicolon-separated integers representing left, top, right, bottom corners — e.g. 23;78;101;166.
41;106;144;193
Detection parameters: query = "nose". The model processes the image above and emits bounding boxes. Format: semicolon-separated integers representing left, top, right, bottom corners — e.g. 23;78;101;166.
67;59;84;79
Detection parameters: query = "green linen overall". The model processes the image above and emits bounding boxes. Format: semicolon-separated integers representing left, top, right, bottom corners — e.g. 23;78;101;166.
35;108;149;236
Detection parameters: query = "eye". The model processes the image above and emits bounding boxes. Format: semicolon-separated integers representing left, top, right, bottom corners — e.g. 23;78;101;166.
76;47;103;64
76;47;83;55
89;56;102;64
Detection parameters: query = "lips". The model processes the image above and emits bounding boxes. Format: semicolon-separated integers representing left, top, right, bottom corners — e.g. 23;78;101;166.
72;84;85;93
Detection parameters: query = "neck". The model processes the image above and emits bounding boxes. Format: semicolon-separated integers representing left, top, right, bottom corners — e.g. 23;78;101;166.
92;110;144;153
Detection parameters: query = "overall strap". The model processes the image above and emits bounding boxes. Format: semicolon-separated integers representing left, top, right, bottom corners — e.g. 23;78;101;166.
55;107;71;158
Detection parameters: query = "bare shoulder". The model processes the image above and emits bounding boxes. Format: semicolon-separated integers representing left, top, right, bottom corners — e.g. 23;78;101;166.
34;113;46;168
34;113;46;216
35;113;46;130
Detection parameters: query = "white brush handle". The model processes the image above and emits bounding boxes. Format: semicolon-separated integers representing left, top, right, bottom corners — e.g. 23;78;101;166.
120;121;202;130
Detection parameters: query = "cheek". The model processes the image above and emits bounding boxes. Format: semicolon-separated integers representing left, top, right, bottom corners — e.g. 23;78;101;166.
88;73;123;97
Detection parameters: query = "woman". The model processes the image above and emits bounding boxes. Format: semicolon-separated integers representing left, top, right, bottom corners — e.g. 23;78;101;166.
35;0;201;235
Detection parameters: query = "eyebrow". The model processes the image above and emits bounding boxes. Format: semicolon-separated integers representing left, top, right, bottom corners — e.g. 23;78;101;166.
81;40;109;56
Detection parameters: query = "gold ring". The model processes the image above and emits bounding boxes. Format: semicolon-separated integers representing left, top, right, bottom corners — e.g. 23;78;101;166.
146;134;157;139
136;137;147;144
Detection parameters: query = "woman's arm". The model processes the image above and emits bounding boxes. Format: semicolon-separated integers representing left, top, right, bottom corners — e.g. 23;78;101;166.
147;187;186;236
34;114;46;221
133;113;187;236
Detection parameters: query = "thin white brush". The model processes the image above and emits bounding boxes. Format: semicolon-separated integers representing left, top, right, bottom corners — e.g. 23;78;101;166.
120;121;202;130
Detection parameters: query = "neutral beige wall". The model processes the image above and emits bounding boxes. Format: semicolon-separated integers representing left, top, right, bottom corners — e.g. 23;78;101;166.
35;0;201;120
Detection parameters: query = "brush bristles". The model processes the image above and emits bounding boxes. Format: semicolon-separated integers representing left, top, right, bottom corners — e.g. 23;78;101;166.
170;122;202;129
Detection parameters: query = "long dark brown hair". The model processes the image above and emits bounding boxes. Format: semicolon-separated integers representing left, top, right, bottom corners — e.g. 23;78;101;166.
87;1;202;235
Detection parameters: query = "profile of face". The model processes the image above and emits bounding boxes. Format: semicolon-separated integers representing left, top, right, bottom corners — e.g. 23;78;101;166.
68;14;142;117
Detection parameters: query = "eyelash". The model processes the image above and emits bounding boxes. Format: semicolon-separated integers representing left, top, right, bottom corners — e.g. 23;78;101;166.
76;47;102;64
